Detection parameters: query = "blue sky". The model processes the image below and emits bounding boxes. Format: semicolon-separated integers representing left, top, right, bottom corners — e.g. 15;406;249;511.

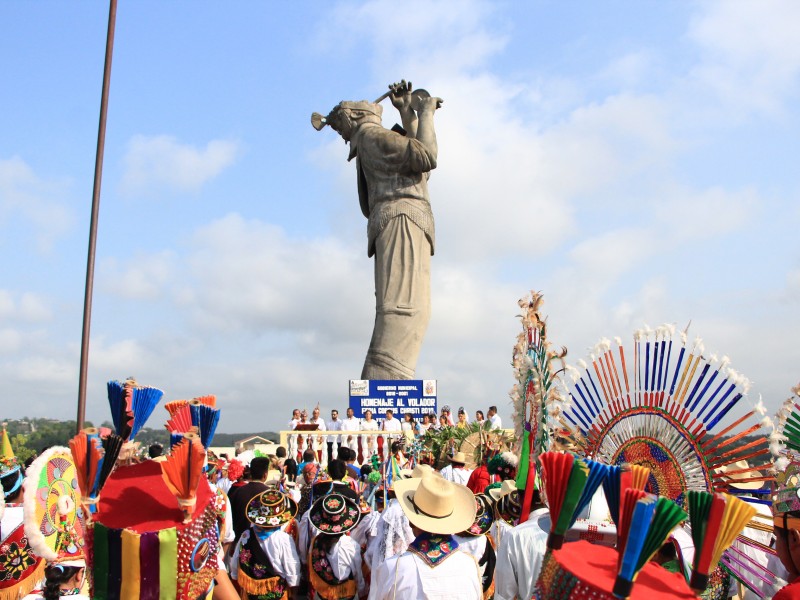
1;1;798;432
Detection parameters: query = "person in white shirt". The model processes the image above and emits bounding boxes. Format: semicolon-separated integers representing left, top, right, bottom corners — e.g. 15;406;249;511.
487;405;502;429
439;452;474;486
360;409;380;458
494;489;550;600
327;409;344;463
381;409;402;434
372;471;481;600
288;408;301;431
307;493;366;600
310;406;327;432
341;407;361;455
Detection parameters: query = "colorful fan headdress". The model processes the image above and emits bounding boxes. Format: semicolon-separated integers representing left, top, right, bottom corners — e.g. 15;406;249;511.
510;292;568;522
164;395;219;449
22;447;87;566
559;325;774;595
107;377;163;442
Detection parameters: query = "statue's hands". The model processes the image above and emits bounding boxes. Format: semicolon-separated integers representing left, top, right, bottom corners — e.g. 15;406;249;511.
415;95;444;114
389;80;414;113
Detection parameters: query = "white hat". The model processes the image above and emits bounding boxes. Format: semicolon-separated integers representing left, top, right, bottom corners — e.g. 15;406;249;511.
393;476;476;535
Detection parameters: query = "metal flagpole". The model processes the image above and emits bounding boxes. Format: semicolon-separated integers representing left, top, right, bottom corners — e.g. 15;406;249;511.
76;0;118;434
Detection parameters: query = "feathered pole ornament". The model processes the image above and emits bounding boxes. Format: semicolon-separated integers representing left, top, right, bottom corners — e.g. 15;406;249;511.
160;432;205;522
687;490;756;593
510;291;568;521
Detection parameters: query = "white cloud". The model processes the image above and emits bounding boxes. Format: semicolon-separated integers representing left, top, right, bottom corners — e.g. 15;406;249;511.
99;251;177;300
655;186;758;241
687;0;800;117
0;290;52;323
120;135;240;194
0;156;74;252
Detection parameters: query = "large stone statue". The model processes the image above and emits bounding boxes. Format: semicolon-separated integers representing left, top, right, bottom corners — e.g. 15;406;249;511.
313;81;443;380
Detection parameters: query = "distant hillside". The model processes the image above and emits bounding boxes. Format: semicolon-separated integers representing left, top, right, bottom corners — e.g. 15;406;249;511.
1;417;281;457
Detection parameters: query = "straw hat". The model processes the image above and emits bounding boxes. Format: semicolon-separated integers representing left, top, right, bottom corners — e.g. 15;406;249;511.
487;479;517;502
399;464;441;480
716;459;764;491
394;476;476;535
449;452;468;465
245;489;298;528
309;493;361;535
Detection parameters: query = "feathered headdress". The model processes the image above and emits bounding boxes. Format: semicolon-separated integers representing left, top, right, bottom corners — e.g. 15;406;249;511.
560;325;774;594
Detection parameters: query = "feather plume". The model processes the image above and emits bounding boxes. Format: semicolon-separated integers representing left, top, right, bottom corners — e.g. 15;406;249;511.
189;400;221;448
570;457;609;526
107;378;163;441
69;429;102;504
98;433;123;489
688;491;756;592
165;404;193;434
160;433;205;521
165;399;189;417
539;451;589;549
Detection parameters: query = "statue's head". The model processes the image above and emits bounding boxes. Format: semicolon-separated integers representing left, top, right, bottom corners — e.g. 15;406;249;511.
325;100;383;141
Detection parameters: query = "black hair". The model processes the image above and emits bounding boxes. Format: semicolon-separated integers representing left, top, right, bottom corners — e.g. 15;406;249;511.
284;458;298;482
316;532;343;553
328;459;347;481
249;457;271;480
489;405;498;412
302;449;316;463
276;446;287;458
390;441;403;454
360;464;373;479
338;447;352;461
43;564;82;600
148;443;163;458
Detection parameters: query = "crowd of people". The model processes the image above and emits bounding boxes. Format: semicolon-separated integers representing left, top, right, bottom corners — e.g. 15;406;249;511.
286;404;503;434
4;382;800;600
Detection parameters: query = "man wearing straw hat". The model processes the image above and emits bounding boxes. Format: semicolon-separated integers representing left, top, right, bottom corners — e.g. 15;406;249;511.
372;473;482;599
440;451;474;486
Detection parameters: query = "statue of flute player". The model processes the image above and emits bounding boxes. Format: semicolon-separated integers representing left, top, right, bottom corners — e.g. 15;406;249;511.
312;80;443;380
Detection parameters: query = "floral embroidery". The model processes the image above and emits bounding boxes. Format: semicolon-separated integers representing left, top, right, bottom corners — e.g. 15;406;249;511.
310;538;350;585
0;541;36;580
408;533;460;568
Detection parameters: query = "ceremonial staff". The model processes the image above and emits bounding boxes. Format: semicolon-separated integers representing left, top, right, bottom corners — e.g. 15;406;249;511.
76;0;117;433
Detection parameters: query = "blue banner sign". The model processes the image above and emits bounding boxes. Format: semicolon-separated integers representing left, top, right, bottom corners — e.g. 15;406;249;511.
349;379;437;419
